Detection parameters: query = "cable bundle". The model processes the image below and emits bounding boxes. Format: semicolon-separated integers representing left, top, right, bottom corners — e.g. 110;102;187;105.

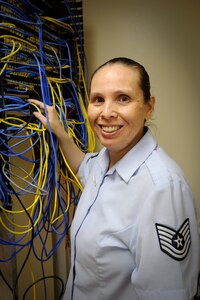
0;0;95;299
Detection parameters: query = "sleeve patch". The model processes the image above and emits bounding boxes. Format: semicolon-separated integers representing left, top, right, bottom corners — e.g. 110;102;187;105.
155;218;191;261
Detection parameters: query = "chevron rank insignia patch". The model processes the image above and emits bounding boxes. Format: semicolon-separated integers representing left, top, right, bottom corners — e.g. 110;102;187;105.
155;218;191;261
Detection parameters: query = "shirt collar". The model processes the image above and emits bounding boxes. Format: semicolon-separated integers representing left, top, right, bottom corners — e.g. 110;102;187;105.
99;129;157;183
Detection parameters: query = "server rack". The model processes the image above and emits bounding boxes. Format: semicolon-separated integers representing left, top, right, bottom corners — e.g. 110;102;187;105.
0;1;93;299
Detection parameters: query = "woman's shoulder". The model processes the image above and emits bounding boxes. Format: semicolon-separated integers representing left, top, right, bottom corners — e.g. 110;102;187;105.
146;145;190;190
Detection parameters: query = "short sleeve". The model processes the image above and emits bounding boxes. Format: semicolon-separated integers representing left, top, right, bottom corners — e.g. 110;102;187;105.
77;152;99;187
131;179;200;300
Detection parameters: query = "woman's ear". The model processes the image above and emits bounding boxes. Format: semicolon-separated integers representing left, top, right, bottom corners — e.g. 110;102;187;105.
145;96;155;120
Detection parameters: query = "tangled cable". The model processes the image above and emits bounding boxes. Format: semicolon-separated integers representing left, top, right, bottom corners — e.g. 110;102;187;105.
0;0;95;299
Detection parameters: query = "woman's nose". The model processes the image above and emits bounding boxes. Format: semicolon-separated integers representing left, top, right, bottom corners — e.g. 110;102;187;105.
100;101;117;119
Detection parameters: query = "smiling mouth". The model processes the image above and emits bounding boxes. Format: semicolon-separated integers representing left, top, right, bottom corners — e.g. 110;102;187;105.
100;125;122;133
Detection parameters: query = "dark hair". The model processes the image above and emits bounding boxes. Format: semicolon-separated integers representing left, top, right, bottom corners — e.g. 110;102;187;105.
90;57;151;102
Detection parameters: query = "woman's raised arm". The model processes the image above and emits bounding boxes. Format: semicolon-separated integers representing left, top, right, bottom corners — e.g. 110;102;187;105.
28;99;85;175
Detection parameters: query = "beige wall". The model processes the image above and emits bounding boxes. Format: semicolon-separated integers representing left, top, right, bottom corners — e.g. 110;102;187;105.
83;0;200;225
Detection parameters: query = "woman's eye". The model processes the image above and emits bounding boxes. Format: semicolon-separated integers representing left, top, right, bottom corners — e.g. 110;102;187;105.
91;97;104;104
119;95;129;102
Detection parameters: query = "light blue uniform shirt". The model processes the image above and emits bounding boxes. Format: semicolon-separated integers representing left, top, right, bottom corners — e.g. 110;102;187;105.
63;129;199;300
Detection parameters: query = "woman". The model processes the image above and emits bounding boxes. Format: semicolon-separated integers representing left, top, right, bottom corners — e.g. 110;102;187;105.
30;57;199;300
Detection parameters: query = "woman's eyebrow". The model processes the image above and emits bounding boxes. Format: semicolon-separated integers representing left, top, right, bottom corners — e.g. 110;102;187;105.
90;92;103;98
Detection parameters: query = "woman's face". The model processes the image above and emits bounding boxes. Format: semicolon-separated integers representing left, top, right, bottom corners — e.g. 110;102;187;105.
88;63;154;163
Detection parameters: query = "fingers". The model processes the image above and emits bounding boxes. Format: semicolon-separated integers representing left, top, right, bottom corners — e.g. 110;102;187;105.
28;99;45;110
28;99;54;116
27;99;62;135
33;111;48;127
28;99;42;105
28;99;48;128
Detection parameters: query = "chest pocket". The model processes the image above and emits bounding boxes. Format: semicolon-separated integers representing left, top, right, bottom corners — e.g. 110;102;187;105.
96;224;138;280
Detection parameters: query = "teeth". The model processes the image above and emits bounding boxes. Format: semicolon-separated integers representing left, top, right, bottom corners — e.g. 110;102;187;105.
102;126;120;133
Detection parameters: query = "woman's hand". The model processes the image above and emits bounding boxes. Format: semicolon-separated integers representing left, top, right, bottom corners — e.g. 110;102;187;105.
28;99;64;138
28;99;85;173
